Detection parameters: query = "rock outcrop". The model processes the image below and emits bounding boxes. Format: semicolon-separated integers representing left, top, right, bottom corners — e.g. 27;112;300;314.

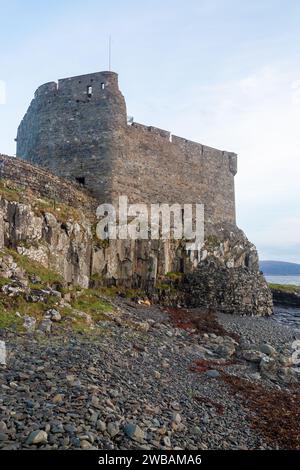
0;158;273;316
180;224;273;316
270;286;300;307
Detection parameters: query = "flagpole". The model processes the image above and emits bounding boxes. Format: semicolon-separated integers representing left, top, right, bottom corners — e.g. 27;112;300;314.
109;35;111;71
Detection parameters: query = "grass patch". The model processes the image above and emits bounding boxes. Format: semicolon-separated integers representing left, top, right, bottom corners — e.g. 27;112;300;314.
3;248;63;287
0;306;23;329
155;282;170;290
0;290;58;330
32;197;83;224
98;286;119;297
59;291;114;332
268;283;300;293
165;272;184;282
0;180;23;202
0;277;13;288
71;289;112;322
0;178;87;226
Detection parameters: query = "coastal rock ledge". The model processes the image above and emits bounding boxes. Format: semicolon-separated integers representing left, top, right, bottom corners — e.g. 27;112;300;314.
0;154;272;316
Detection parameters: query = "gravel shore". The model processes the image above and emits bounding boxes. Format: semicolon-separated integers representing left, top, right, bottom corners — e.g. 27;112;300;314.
218;311;300;349
0;299;299;450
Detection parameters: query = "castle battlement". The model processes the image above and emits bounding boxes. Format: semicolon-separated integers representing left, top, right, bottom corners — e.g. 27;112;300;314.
34;71;120;99
16;71;237;225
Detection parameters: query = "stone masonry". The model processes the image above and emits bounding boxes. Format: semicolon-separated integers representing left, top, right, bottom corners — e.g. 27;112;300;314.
16;71;237;225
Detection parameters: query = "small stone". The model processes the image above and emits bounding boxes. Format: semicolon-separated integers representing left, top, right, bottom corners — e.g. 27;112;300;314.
53;394;63;404
172;413;182;424
192;426;201;435
80;440;92;449
154;371;161;379
38;319;52;333
260;343;276;357
23;316;36;333
163;436;171;447
0;340;6;365
135;321;150;332
65;424;76;435
206;369;220;378
51;423;64;434
9;381;18;389
0;421;7;433
26;430;48;445
91;395;100;408
46;309;61;322
63;292;71;302
107;422;119;437
170;401;181;411
216;344;235;358
96;420;106;432
70;437;81;448
123;423;144;443
242;350;265;363
66;374;75;382
0;433;8;442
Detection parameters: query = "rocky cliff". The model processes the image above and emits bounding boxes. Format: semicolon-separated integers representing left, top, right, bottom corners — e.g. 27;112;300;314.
0;155;272;316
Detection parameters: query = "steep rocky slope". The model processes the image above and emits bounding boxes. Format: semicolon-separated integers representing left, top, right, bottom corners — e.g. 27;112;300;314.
0;153;272;316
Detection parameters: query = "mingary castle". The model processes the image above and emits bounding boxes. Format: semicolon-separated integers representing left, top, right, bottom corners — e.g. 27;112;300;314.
16;71;237;226
2;70;272;316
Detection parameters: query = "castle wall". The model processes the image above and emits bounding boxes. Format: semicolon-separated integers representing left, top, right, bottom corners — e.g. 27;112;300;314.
112;123;237;225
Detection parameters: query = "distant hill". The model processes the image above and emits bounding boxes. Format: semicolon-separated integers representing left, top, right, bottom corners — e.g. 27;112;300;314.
260;260;300;275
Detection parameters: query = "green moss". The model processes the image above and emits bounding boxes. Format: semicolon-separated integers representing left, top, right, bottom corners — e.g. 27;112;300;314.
0;180;23;202
0;277;13;288
268;283;300;293
155;282;177;294
123;288;144;299
98;286;119;297
0;307;23;329
155;282;170;290
91;273;103;282
3;248;63;287
59;291;113;332
71;289;112;321
165;271;183;281
31;197;84;225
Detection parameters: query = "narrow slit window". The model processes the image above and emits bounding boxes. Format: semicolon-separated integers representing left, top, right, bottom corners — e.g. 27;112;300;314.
101;82;105;90
75;176;85;186
87;86;93;98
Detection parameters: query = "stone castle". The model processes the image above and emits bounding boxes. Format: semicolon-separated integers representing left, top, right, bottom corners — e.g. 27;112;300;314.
1;70;272;316
16;71;237;226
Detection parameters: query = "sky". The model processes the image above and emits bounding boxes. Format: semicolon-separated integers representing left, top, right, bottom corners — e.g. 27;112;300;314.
0;0;299;263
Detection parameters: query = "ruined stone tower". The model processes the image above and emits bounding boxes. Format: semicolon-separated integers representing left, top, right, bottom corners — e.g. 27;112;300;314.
17;71;237;226
17;72;127;202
